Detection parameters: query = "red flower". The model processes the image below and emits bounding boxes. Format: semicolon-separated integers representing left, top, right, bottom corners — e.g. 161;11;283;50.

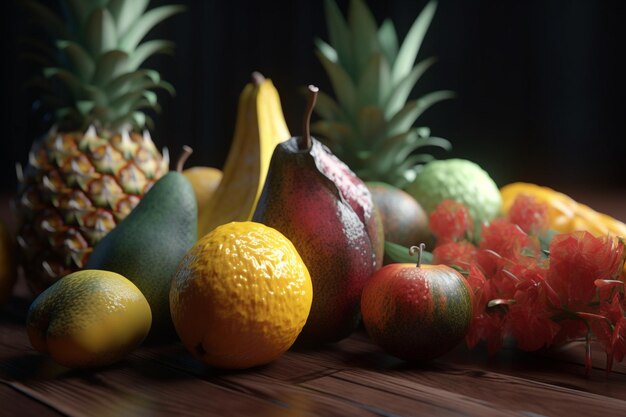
429;200;472;243
547;232;624;308
589;293;626;372
479;219;536;261
506;267;560;351
432;241;477;271
466;311;506;354
464;265;507;354
507;194;549;234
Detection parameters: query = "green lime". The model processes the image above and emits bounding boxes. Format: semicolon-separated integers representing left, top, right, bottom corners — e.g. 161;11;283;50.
405;159;501;232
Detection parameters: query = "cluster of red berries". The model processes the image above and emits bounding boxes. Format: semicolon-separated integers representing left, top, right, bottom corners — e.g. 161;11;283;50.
429;196;626;374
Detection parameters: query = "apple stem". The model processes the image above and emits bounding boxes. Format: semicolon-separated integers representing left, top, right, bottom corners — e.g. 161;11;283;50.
176;145;193;173
300;85;319;151
409;243;426;268
252;71;265;85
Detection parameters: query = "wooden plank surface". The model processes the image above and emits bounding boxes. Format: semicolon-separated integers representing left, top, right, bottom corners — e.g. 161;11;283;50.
2;193;626;416
3;284;626;417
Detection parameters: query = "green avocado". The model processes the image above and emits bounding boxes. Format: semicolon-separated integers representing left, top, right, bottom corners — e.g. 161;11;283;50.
86;172;197;341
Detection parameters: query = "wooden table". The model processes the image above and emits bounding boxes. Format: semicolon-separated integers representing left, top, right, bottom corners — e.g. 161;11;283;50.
2;192;626;417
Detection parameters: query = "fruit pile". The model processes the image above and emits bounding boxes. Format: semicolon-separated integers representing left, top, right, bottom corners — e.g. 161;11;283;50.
5;0;625;376
429;197;625;373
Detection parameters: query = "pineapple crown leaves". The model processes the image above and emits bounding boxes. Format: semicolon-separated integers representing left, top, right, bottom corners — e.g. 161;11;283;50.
312;0;454;187
21;0;184;133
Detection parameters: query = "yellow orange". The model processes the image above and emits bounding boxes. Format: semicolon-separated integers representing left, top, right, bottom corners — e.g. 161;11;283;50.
170;221;312;369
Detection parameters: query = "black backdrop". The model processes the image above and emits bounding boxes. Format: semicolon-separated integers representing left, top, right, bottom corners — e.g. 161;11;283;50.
3;0;626;194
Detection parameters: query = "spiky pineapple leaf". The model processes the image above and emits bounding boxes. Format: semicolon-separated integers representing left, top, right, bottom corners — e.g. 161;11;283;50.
85;8;118;56
310;121;354;146
76;100;96;116
64;0;93;28
348;0;380;75
110;90;153;111
131;111;147;129
81;85;108;106
391;0;437;85
357;52;390;108
323;0;354;77
387;90;455;137
367;130;417;176
43;67;81;96
18;38;57;63
56;40;95;82
310;90;344;122
119;5;185;52
378;19;398;67
316;50;356;112
385;56;437;118
92;50;129;86
394;154;434;185
315;39;339;64
55;106;81;121
357;106;385;146
369;129;449;179
127;40;175;71
105;69;161;98
143;91;158;106
109;0;150;38
18;52;55;69
22;0;69;39
120;79;175;100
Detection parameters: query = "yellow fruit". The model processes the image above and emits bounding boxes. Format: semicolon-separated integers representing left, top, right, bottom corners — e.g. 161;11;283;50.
26;270;152;368
500;182;626;237
0;221;16;304
500;182;578;233
197;73;291;236
170;221;312;369
182;166;223;231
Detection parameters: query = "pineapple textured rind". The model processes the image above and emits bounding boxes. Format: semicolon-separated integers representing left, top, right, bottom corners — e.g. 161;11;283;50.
17;128;169;294
17;0;181;292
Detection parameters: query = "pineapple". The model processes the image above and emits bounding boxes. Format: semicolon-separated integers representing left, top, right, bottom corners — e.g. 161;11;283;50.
312;0;453;188
16;0;183;294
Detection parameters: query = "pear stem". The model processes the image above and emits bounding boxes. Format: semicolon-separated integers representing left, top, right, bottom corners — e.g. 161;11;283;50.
176;145;193;173
252;71;265;85
409;243;426;268
301;85;319;151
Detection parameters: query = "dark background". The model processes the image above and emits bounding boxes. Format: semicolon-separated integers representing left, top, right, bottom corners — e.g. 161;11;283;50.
3;0;626;195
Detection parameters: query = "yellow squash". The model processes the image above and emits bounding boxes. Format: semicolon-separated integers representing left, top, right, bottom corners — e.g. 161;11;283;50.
198;73;290;237
500;182;626;238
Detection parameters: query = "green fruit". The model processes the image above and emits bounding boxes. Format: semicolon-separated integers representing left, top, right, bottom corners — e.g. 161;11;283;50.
361;258;473;361
405;159;501;231
312;0;454;188
26;269;152;368
366;182;432;248
86;172;197;340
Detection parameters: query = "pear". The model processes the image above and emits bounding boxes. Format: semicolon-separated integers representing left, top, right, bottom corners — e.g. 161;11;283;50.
86;147;198;340
253;86;383;344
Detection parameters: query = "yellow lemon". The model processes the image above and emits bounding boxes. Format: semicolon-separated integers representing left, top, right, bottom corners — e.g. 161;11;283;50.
0;220;16;304
170;221;312;369
26;270;152;368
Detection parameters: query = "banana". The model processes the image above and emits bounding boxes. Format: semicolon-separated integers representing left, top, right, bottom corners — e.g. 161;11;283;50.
198;73;290;237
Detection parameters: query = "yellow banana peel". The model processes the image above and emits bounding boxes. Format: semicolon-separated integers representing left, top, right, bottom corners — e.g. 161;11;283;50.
500;182;626;238
198;73;290;237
